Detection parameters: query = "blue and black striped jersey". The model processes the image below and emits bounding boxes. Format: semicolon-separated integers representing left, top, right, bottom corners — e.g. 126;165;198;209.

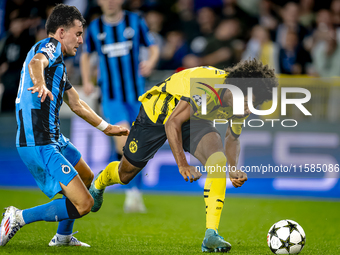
84;11;155;103
15;37;72;147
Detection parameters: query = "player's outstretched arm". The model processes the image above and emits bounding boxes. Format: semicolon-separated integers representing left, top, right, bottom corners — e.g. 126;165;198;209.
27;53;54;102
165;100;202;182
225;126;247;188
63;87;129;136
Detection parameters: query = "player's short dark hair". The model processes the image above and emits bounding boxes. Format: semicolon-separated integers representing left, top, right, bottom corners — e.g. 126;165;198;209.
46;4;86;35
224;59;278;105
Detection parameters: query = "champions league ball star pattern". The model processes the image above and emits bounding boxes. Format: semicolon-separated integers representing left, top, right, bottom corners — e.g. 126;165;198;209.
192;95;202;106
267;219;306;254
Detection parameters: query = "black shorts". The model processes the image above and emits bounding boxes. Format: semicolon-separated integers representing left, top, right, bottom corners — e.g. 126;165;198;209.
123;105;220;168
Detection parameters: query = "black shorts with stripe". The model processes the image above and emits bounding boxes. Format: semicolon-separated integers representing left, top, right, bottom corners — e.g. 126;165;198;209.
123;105;221;168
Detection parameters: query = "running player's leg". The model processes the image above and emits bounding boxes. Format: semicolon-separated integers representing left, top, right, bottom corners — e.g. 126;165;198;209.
0;146;93;247
194;132;227;229
50;138;93;247
195;133;231;252
90;156;143;212
182;120;231;252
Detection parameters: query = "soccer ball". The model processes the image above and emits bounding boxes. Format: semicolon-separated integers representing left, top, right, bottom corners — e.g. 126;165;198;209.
267;219;306;254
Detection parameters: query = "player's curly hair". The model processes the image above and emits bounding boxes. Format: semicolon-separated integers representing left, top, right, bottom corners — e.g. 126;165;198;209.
224;59;278;105
46;4;86;35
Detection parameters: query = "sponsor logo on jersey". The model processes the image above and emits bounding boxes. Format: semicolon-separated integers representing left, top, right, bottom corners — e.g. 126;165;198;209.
123;27;135;39
101;41;133;57
61;164;71;174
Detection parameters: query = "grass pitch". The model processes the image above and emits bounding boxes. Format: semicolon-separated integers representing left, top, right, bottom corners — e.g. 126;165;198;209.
0;189;339;254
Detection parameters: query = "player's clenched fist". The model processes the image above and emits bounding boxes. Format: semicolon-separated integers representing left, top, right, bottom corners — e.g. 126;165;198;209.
229;169;248;188
103;125;129;136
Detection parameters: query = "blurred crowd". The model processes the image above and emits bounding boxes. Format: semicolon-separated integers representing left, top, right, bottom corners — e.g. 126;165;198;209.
1;0;340;113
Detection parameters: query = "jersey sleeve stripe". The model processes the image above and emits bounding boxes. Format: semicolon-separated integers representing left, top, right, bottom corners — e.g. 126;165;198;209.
98;18;115;99
112;21;127;102
139;17;154;46
125;13;138;101
65;79;72;91
138;17;148;46
85;26;96;53
181;96;197;113
34;43;42;54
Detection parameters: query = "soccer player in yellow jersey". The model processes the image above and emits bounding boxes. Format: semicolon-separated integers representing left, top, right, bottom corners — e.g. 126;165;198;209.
89;59;278;252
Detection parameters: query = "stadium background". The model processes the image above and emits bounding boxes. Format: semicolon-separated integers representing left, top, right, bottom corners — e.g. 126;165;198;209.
1;0;339;198
0;1;340;254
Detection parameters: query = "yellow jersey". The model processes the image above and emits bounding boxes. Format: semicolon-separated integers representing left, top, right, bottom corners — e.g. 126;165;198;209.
139;66;249;137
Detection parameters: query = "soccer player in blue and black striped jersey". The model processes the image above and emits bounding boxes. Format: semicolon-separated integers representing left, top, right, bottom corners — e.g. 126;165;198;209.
81;0;159;213
0;4;128;247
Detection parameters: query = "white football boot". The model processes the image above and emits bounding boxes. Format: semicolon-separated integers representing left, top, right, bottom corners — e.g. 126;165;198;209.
124;187;147;213
0;206;23;246
49;231;90;247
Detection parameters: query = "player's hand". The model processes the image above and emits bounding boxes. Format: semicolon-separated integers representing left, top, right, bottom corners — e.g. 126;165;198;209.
103;124;129;136
179;165;202;183
139;61;153;77
27;83;54;102
229;169;247;188
83;82;94;96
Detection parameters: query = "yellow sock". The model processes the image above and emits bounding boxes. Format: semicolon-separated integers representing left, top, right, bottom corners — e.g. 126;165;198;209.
94;161;124;189
204;152;227;230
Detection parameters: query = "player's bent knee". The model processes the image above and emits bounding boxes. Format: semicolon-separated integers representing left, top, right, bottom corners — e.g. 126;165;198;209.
206;151;227;177
66;196;94;218
65;198;82;219
77;197;94;216
81;196;94;215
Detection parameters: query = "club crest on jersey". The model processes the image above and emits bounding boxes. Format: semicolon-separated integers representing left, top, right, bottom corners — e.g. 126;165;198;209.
97;32;107;41
123;27;135;39
61;164;71;174
129;139;138;153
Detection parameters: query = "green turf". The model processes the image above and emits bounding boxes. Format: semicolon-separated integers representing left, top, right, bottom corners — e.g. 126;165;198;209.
0;189;339;254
